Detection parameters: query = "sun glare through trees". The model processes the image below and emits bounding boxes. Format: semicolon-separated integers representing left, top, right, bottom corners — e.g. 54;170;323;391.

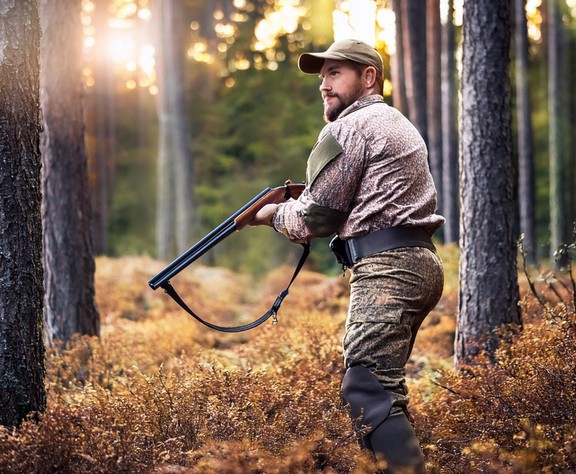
77;0;548;97
77;0;413;93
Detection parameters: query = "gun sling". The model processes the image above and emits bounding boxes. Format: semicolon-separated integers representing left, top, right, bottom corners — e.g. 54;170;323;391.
161;243;310;333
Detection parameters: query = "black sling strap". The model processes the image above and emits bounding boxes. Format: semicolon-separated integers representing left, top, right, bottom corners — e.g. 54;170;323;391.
160;243;310;333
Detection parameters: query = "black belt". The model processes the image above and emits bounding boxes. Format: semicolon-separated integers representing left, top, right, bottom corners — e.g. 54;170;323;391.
329;226;436;268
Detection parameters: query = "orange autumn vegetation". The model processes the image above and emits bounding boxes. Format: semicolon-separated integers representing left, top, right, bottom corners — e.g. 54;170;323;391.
0;244;575;473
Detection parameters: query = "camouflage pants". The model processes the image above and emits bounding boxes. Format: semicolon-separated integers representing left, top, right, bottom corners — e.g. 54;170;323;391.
343;246;444;407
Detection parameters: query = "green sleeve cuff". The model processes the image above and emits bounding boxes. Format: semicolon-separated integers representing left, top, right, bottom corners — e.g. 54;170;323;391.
302;203;348;237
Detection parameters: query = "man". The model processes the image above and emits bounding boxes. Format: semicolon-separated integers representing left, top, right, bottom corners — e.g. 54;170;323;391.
251;39;444;473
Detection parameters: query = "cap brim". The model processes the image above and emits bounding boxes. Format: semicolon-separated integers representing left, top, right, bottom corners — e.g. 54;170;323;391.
298;52;345;74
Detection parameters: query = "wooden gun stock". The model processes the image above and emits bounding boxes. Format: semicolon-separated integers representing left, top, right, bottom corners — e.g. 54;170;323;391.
234;182;304;230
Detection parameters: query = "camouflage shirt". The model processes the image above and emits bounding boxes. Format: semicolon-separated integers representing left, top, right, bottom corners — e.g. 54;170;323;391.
273;95;444;242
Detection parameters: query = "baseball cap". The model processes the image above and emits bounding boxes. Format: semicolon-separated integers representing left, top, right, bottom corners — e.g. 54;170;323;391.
298;38;383;76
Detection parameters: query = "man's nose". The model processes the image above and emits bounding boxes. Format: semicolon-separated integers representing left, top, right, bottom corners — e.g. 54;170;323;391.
319;78;331;92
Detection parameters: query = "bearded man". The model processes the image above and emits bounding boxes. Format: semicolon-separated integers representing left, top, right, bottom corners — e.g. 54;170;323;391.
251;39;444;473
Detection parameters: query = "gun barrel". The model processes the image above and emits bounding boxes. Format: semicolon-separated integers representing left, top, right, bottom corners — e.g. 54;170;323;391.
148;221;237;290
148;187;272;290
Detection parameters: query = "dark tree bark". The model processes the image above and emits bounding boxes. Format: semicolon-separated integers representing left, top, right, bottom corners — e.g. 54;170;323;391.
441;0;459;244
40;0;100;344
456;0;521;367
390;0;408;115
426;0;443;230
0;0;46;426
401;0;428;144
514;0;537;263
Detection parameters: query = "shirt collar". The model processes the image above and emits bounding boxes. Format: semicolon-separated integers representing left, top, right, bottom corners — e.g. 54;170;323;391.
338;94;385;119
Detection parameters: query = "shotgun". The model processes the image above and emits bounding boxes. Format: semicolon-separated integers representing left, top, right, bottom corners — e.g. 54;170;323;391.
147;181;309;332
148;181;305;290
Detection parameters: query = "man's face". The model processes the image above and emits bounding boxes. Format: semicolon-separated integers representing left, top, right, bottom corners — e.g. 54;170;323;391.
319;59;365;123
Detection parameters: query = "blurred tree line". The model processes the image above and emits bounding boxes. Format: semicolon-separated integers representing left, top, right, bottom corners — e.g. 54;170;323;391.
95;0;338;273
86;0;575;274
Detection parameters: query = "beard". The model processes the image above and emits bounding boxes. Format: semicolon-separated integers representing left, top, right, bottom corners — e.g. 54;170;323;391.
323;81;364;123
323;97;348;123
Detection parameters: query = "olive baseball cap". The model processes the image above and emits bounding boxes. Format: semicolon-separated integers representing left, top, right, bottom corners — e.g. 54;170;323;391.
298;38;383;75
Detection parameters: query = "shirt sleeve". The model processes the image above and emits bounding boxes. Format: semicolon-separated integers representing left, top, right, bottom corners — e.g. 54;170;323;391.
273;125;367;242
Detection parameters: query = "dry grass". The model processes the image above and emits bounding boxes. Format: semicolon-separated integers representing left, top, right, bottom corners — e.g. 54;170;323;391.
0;245;575;473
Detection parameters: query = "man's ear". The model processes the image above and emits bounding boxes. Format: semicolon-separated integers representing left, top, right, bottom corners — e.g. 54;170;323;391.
365;66;376;88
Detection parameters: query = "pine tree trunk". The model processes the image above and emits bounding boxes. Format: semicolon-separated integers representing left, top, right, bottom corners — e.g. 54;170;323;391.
441;0;459;244
547;0;568;265
87;0;115;255
568;18;576;230
40;0;100;344
456;0;521;367
0;0;46;427
514;0;537;263
390;0;408;114
401;0;428;144
155;0;195;260
427;0;443;224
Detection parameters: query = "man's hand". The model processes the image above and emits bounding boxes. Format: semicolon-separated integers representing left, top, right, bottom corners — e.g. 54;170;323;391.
250;203;278;227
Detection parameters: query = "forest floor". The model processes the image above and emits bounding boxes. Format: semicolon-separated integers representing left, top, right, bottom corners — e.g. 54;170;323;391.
1;245;575;473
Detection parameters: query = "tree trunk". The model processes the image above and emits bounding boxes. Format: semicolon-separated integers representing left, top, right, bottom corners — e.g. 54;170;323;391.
514;0;537;263
155;0;195;260
401;0;428;144
568;15;576;231
40;0;100;344
155;0;177;260
390;0;408;115
456;0;521;367
0;0;46;427
441;0;459;244
547;0;570;266
426;0;443;224
87;0;115;255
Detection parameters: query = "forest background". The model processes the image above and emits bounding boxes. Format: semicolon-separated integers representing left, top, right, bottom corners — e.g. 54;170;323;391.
1;0;576;472
92;0;574;273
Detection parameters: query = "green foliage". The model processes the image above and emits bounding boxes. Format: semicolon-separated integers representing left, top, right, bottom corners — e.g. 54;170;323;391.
103;0;336;269
106;88;159;257
526;50;553;257
187;61;331;273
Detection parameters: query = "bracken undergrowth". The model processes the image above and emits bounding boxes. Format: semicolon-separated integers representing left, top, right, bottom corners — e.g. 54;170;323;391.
0;244;574;473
